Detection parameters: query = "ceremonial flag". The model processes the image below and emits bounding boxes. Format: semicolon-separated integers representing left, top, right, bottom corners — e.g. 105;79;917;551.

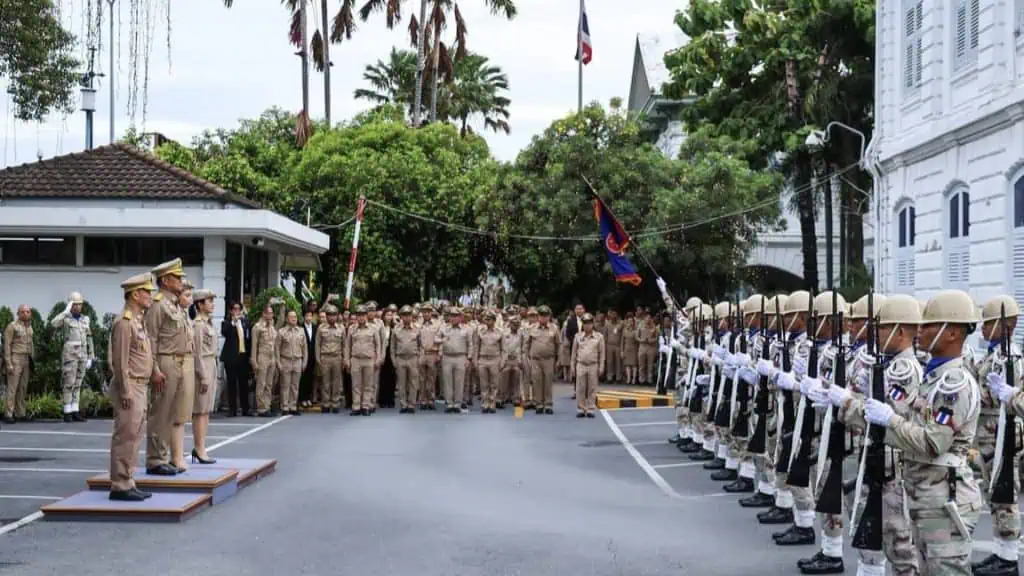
575;1;593;65
593;198;641;285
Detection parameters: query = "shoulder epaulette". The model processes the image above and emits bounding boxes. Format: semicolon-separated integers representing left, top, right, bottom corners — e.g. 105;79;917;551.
153;293;163;301
123;310;133;320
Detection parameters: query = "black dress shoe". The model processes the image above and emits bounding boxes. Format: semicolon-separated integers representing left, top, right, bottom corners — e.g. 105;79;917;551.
535;408;544;415
738;492;774;508
331;407;340;414
974;556;1020;576
757;506;794;524
973;554;1000;573
109;489;146;501
775;526;815;546
72;412;88;422
408;408;416;414
703;458;726;470
689;449;714;461
257;411;272;418
399;408;408;414
773;525;797;540
496;402;505;409
291;410;302;416
798;551;844;574
146;464;178;476
577;412;586;418
349;410;361;416
3;417;15;424
545;408;554;414
723;477;754;492
679;442;701;453
322;406;331;414
132;488;153;500
63;413;73;423
668;434;681;444
585;412;595;418
361;409;371;416
710;468;738;482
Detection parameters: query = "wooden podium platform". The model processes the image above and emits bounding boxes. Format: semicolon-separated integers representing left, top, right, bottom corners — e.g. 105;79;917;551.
201;458;277;488
86;467;239;505
41;491;211;523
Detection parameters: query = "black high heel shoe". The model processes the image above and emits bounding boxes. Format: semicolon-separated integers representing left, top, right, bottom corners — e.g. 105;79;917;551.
191;449;216;465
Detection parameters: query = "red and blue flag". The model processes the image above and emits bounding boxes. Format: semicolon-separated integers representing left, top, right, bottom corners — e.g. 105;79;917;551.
575;1;593;65
593;198;641;285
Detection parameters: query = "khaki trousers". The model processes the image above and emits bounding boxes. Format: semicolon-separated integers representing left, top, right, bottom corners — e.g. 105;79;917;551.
477;359;500;409
146;354;193;468
4;354;30;418
530;357;556;409
638;344;657;382
253;354;276;413
278;358;302;412
351;358;375;410
394;356;419;409
419;355;438;405
500;365;521;404
606;346;621;382
523;358;535;405
575;363;599;413
319;355;344;409
110;380;147;491
441;355;467;407
61;347;88;410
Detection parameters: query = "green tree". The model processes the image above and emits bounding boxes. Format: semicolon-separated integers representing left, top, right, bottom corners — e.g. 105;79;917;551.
353;47;418;112
0;0;79;121
445;51;510;136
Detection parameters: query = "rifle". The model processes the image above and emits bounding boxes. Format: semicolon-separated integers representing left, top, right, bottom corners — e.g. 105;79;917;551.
705;306;720;420
990;303;1017;503
687;306;706;417
659;319;675;395
787;288;818;487
851;290;884;550
731;296;751;437
715;303;736;428
746;296;770;455
774;296;796;475
815;290;847;515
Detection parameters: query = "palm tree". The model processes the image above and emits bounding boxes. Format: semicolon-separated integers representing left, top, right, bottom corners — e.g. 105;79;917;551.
444;52;510;136
353;48;418;113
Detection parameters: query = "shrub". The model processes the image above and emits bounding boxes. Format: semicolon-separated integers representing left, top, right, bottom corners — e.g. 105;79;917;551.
80;387;113;418
247;287;302;324
26;394;63;420
26;301;110;397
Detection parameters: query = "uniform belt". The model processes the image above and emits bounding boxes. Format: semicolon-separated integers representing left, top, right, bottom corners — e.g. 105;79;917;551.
530;355;554;360
157;353;192;359
576;361;598;366
443;352;467;357
352;355;374;360
282;356;301;360
478;354;499;359
396;353;418;359
979;408;1000;416
903;453;965;467
321;353;342;358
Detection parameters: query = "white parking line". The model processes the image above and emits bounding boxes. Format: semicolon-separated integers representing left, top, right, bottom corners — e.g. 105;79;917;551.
0;468;104;474
0;447;109;454
0;414;292;536
632;440;673;447
651;462;706;470
600;410;681;499
0;495;61;501
616;420;676;428
0;430;231;440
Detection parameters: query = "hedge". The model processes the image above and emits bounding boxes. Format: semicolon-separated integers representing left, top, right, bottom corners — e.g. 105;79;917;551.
247;287;302;324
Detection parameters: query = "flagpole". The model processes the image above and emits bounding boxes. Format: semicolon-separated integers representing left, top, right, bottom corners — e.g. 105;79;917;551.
577;0;583;113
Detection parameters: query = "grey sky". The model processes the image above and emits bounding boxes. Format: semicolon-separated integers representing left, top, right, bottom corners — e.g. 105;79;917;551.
1;0;681;168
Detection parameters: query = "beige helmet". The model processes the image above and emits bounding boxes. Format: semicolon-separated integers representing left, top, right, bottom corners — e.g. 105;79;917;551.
917;300;927;315
685;296;702;311
698;303;714;321
68;291;84;305
783;290;811;315
713;301;734;318
981;295;1020;322
770;294;789;315
849;294;886;320
812;291;847;317
743;294;766;316
877;294;922;325
922;290;978;324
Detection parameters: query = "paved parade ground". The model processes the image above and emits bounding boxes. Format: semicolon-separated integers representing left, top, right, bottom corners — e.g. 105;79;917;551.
0;384;1009;575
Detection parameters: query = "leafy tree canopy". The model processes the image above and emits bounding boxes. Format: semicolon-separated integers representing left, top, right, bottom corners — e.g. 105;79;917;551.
1;0;80;121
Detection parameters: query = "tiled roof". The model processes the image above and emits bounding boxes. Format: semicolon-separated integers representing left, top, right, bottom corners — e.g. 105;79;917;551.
0;143;260;208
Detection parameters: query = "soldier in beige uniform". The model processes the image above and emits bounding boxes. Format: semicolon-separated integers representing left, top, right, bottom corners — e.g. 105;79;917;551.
276;309;307;416
190;289;218;464
143;259;194;475
3;305;34;423
500;315;525;407
418;304;442;410
51;291;95;422
392;305;422;413
438;307;474;413
108;273;158;502
571;313;605;418
347;306;380;415
527;305;560;414
636;311;659;385
251;303;278;417
317;305;347;414
474;311;503;413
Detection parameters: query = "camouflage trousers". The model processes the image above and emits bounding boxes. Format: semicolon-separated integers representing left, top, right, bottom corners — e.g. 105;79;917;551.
752;412;777;496
979;443;1021;558
847;476;919;576
813;458;846;558
906;468;982;576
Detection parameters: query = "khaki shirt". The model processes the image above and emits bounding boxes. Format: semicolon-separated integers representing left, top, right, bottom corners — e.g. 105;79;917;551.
109;308;154;400
3;320;33;366
347;324;380;362
419;320;443;356
503;330;525;367
637;321;659;345
51;312;93;358
975;345;1023;449
839;346;921;432
252;320;278;360
144;291;192;368
572;331;606;367
622;321;638;350
391;324;422;359
193;314;218;389
440;324;474;357
526;322;560;360
317;323;346;364
474;328;503;363
277;325;307;363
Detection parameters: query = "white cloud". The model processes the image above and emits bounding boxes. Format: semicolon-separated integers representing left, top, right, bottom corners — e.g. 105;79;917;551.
1;0;681;167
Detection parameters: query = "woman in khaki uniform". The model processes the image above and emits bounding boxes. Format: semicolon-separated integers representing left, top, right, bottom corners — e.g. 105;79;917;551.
557;313;572;381
174;284;196;472
190;289;218;464
621;312;639;385
276;309;307;416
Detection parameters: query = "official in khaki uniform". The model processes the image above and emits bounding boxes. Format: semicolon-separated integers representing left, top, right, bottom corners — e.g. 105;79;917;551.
636;311;659;385
526;305;560;414
108;273;158;501
474;311;503;413
276;309;307;416
144;258;193;475
317;305;346;414
864;290;983;576
604;310;622;383
571;313;605;418
392;306;422;413
251;303;279;416
522;307;539;407
439;307;474;413
347;306;380;415
500;316;525;407
51;291;95;422
418;304;442;410
3;305;34;423
190;289;218;465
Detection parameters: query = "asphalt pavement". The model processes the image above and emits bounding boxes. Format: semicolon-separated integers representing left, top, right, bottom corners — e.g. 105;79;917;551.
0;384;1011;575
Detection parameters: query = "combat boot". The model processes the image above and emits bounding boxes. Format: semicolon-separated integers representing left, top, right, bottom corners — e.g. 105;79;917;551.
774;525;814;546
710;468;738;481
723;477;754;492
757;506;793;524
797;551;843;574
668;433;681;444
974;556;1019;576
703;458;726;470
688;449;714;461
738;492;774;508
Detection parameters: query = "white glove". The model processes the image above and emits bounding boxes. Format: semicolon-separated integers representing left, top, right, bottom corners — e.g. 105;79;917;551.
807;380;830;408
723;364;737;379
656;277;667;294
689;348;703;361
800;376;820;396
725;354;739;369
853;371;869;393
659;345;670;354
776;371;796;391
987;372;1017;404
793;356;808;379
734;352;751;366
828;385;850;407
670;338;681;349
712;355;723;367
85;358;94;370
64;301;73;313
756;358;776;378
713;345;728;359
738;366;757;385
864;399;895;427
696;374;711;387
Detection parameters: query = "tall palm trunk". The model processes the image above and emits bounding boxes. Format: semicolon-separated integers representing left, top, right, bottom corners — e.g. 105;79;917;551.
412;0;429;125
429;8;442;123
321;0;331;125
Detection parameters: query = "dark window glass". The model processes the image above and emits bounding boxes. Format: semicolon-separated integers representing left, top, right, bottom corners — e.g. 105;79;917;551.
0;237;75;265
962;191;970;237
898;208;907;248
83;237;204;267
1016;178;1024;228
949;194;960;238
167;238;203;267
909;206;916;246
83;237;119;266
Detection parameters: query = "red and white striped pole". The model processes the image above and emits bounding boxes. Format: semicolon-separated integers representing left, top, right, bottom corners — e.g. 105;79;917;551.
343;196;367;311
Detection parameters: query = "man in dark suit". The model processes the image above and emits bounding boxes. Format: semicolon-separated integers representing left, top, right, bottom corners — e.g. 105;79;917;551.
299;309;318;406
220;301;252;417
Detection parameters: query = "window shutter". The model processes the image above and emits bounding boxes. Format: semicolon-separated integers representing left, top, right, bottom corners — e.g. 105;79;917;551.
956;1;968;66
897;259;908;288
969;0;980;49
1014;242;1024;343
946;249;970;287
907;256;916;286
958;247;970;284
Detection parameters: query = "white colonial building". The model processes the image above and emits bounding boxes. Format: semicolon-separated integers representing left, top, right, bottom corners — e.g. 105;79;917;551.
873;0;1024;317
628;32;870;291
0;144;329;324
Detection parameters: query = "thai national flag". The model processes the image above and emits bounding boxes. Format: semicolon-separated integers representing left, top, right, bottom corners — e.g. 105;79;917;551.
575;1;593;65
934;407;953;427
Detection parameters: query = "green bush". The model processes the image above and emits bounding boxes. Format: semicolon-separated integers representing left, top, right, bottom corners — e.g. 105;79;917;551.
80;387;113;418
247;287;302;324
23;301;110;397
25;394;63;420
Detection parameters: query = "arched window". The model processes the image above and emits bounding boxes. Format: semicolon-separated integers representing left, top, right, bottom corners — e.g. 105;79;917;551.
945;187;970;289
894;203;916;292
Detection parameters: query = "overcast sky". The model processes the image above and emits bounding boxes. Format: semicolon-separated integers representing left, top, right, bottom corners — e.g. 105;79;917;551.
0;0;682;169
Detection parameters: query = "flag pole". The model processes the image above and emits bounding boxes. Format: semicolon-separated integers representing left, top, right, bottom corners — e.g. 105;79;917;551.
343;196;367;311
577;0;583;113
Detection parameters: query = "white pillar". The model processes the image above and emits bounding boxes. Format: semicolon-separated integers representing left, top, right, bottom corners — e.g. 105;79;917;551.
203;237;227;328
267;250;282;289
